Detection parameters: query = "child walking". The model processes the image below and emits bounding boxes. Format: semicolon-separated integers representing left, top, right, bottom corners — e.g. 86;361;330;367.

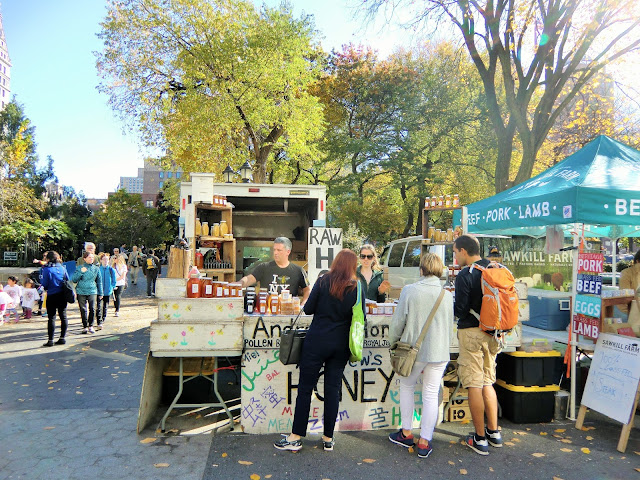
21;279;41;320
3;276;22;322
0;285;12;326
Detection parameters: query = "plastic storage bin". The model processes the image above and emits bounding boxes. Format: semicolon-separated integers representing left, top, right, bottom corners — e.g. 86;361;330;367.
495;379;559;423
525;289;571;330
496;350;562;387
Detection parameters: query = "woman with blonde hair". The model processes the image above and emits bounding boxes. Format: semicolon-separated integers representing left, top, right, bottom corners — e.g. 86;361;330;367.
111;254;128;317
357;244;390;302
387;252;453;459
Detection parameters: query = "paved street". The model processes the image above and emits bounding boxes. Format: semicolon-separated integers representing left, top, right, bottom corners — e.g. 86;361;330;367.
1;282;639;480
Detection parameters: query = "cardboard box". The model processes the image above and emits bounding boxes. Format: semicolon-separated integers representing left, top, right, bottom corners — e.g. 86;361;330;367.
448;404;472;422
601;322;639;337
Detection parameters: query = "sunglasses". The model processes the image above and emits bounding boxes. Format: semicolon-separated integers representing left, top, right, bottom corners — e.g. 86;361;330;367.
360;254;374;260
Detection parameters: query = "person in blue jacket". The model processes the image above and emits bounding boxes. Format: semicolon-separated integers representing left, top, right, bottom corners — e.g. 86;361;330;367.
40;251;69;347
96;253;117;330
72;252;103;334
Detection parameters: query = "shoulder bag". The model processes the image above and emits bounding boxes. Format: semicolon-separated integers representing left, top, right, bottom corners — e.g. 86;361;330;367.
389;289;445;377
349;280;365;362
61;268;76;304
279;310;307;365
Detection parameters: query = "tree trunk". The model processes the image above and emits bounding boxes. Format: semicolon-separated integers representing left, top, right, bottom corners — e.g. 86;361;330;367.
494;124;517;193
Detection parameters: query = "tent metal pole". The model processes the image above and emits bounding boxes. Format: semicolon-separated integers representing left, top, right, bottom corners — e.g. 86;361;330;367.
612;238;618;287
569;223;580;420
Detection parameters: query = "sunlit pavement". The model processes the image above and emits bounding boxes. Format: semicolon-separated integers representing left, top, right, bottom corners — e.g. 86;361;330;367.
1;281;638;479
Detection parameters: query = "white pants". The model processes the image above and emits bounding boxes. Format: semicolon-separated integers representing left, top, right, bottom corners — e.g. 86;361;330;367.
399;360;448;440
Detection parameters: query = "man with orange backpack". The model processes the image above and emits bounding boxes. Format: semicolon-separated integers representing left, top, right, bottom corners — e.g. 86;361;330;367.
453;234;517;456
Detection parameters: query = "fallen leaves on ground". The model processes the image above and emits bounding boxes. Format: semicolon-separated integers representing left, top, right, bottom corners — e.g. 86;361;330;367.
581;448;591;454
581;426;595;431
460;469;468;475
635;451;640;455
140;438;156;444
554;429;566;433
154;463;170;468
515;431;528;435
504;442;515;446
553;477;564;480
539;432;548;436
408;446;414;453
461;419;470;424
532;453;546;458
222;453;228;458
362;459;376;463
47;380;58;384
489;467;494;472
265;476;272;479
43;427;55;430
560;448;573;453
250;475;260;480
448;461;455;465
559;439;572;444
238;461;253;465
586;436;594;441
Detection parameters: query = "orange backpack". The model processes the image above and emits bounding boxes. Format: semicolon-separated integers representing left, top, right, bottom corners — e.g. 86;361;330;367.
470;262;519;335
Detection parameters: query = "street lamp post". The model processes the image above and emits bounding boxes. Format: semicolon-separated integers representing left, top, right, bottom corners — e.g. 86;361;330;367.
240;161;252;183
222;165;235;183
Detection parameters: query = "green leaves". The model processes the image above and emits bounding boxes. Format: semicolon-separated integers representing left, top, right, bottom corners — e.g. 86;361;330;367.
97;0;324;183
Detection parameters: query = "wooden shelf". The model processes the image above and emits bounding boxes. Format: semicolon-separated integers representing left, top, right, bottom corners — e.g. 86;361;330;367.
203;268;235;274
198;236;235;242
423;206;461;212
195;202;232;211
422;240;453;246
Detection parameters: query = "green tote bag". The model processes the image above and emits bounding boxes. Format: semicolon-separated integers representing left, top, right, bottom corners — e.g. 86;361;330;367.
349;280;365;362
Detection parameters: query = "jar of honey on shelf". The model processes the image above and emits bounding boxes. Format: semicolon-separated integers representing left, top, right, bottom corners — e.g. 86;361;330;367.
201;222;209;236
219;220;229;236
453;194;460;207
202;278;214;298
195;218;202;236
212;223;221;237
187;274;201;298
445;195;451;208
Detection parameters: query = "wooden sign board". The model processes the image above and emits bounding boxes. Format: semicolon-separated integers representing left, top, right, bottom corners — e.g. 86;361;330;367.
577;332;640;452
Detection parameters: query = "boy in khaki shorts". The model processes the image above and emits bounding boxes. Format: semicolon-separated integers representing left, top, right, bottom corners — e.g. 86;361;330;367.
453;234;503;455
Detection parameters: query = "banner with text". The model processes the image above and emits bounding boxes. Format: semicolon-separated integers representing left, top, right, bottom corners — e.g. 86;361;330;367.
307;228;343;286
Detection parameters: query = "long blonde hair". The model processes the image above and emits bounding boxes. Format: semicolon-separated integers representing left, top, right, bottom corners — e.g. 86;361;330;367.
359;244;381;271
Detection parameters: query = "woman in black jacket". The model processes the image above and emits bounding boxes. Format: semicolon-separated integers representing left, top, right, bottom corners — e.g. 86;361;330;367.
274;249;366;452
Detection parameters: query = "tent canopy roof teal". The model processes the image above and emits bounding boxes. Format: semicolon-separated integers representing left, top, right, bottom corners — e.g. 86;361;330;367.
464;135;640;238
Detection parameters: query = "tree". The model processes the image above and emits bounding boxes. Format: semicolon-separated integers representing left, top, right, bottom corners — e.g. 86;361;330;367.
89;190;173;248
97;0;324;183
315;43;492;241
0;99;48;223
362;0;640;192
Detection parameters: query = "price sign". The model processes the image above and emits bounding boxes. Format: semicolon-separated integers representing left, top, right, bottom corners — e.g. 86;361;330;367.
577;253;604;274
574;294;602;318
572;314;599;339
576;274;602;296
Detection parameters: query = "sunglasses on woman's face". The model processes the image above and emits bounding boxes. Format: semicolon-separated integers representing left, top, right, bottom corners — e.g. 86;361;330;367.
360;254;374;260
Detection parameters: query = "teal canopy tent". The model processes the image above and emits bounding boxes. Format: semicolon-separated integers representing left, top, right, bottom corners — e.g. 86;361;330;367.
463;135;640;239
460;135;640;421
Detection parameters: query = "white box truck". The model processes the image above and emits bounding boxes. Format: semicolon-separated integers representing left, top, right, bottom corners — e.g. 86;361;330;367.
179;174;327;280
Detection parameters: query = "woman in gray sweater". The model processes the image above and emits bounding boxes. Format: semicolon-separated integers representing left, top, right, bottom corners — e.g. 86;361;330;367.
387;253;453;459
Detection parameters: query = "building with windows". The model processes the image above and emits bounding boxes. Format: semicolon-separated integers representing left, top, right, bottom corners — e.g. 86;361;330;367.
116;159;182;207
0;10;12;110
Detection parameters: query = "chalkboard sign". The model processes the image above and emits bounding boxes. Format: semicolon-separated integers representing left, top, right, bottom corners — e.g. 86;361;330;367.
581;333;640;424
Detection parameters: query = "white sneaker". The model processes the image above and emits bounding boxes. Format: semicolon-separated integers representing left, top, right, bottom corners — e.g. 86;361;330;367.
82;327;88;334
114;312;119;317
88;327;95;334
96;325;103;331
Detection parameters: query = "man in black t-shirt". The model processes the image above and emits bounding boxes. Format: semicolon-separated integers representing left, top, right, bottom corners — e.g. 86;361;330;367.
454;234;502;456
239;237;310;303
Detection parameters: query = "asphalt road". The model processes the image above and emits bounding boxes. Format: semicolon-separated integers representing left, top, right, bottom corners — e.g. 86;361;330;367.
1;281;638;480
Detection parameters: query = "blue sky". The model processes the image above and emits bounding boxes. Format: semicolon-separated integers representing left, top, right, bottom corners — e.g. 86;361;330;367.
1;0;408;199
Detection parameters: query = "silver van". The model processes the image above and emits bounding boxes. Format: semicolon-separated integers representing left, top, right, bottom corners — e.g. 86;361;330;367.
379;236;453;289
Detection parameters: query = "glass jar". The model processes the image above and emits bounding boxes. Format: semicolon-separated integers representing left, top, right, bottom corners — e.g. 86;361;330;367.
187;276;201;298
201;222;209;236
202;278;214;298
219;220;229;236
431;196;437;207
445;195;451;208
213;223;221;237
453;194;460;207
195;218;202;236
222;282;230;297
